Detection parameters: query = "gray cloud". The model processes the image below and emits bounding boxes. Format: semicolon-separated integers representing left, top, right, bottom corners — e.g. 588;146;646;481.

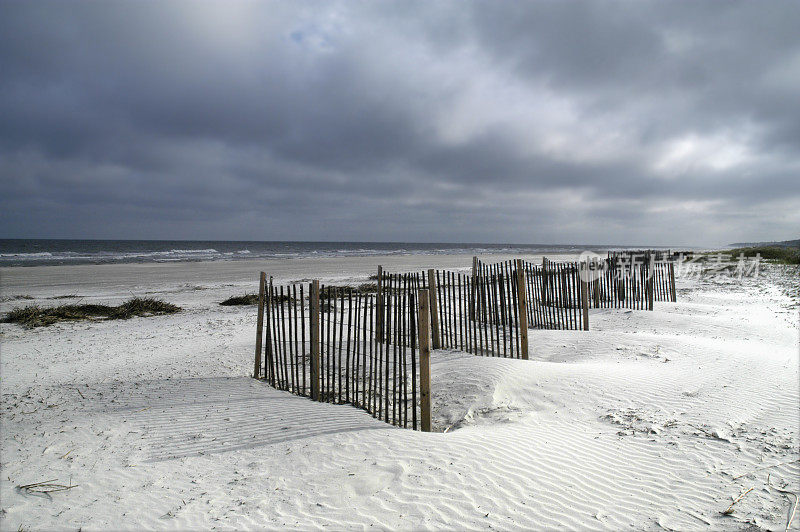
1;0;799;245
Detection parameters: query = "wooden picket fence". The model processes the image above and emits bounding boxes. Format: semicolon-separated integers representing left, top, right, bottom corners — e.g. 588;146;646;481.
253;252;678;432
584;252;676;309
377;264;529;359
476;258;589;331
418;265;528;359
526;259;588;330
479;253;677;321
253;274;432;431
605;251;677;303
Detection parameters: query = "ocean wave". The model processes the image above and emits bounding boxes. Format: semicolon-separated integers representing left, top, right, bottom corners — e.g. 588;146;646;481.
0;252;54;257
169;249;218;254
1;241;683;267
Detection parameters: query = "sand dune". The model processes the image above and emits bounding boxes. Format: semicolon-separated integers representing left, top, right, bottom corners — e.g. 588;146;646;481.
1;258;797;530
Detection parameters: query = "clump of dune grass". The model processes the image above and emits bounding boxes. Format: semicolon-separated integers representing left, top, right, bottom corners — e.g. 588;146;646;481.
220;294;260;306
220;293;295;306
357;282;378;293
318;283;381;300
318;287;347;300
111;297;180;318
1;297;180;328
0;295;34;302
220;282;380;308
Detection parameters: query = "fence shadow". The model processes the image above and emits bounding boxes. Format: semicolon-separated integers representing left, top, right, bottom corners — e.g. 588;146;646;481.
92;376;389;462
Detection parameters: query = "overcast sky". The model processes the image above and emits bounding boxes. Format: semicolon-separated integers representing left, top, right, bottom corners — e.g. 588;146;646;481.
1;1;798;246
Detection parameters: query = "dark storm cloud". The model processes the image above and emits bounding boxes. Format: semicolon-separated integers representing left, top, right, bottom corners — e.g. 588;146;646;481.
1;1;798;245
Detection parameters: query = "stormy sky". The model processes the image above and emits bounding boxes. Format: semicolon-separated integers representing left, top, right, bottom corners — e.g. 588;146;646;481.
1;2;798;246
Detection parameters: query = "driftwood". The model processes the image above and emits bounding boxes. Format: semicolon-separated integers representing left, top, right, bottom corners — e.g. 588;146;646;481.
16;478;78;495
722;486;753;515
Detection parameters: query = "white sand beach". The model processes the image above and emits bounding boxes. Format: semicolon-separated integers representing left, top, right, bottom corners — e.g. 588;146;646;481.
4;0;800;528
1;255;798;530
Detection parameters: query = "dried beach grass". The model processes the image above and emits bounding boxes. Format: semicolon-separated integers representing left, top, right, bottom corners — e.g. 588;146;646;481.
2;298;180;328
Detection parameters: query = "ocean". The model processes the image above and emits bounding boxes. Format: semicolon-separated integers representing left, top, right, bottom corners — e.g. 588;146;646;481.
0;240;670;267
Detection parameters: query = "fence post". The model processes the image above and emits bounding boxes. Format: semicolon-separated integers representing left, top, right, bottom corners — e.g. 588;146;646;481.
470;256;478;321
515;259;529;360
427;269;440;349
592;258;601;307
310;280;321;401
266;277;274;384
580;263;590;330
376;265;384;343
669;262;677;302
254;271;266;378
417;289;432;432
541;258;548;305
646;264;654;311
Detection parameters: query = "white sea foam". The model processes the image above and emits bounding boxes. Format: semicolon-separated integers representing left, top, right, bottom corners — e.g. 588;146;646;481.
0;252;54;257
169;249;219;254
0;242;695;267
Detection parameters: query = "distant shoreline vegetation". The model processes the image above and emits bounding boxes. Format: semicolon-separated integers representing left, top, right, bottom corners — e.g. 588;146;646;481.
728;238;799;248
725;245;800;265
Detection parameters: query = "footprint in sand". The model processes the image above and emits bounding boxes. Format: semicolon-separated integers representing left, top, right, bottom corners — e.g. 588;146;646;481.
341;464;404;497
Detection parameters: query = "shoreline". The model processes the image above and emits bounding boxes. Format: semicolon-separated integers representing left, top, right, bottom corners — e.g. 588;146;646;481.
0;251;582;300
0;242;707;269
